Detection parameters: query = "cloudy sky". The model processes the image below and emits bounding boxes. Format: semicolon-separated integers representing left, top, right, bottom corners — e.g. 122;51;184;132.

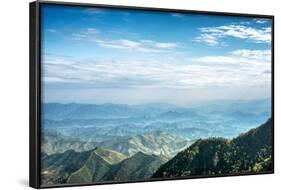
41;4;272;105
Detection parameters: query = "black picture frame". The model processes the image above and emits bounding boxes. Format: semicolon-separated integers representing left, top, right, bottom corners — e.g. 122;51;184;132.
29;1;274;189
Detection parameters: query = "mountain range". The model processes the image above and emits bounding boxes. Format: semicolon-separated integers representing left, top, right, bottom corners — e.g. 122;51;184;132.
42;100;271;142
42;119;272;185
41;148;166;185
98;131;192;157
40;100;272;185
42;130;191;158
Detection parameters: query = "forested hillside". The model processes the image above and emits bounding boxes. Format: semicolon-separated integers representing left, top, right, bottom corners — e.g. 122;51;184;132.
152;119;273;178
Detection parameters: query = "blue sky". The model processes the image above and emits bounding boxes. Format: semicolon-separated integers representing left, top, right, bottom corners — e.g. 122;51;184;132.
41;4;272;105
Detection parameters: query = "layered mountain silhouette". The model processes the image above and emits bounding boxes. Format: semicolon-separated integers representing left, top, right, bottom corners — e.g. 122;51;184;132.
40;101;272;185
152;119;273;178
99;131;192;157
42;132;97;155
42;118;272;185
42;148;166;185
42;131;191;158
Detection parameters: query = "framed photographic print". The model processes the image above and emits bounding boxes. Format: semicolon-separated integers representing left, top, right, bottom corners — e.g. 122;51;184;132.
29;1;274;188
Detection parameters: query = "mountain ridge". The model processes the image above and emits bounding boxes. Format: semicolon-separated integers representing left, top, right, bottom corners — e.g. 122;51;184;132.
101;151;168;181
152;118;273;178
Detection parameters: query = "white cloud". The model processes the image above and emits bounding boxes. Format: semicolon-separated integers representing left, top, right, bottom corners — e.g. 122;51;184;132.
72;29;178;53
194;34;219;46
195;24;271;46
83;8;107;15
99;39;142;50
43;48;271;93
254;18;270;24
47;29;59;33
72;28;100;40
196;49;271;68
86;28;99;34
97;39;177;52
231;49;271;61
43;57;75;65
194;49;271;88
44;77;80;83
170;13;184;18
153;42;177;49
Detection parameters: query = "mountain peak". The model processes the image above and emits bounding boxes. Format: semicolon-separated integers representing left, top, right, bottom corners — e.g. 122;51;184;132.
133;151;149;158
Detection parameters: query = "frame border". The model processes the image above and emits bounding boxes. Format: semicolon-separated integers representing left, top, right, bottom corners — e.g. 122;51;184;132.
29;1;274;189
30;1;41;188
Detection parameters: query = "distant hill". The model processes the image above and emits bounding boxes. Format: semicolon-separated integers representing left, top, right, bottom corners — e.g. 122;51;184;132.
42;130;191;158
157;110;198;120
41;132;97;155
42;101;271;142
197;99;271;115
99;131;192;157
152;119;273;178
93;148;127;165
43;102;186;120
102;152;168;181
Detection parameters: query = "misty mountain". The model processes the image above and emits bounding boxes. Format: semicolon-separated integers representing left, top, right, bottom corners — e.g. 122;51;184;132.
197;99;271;115
143;122;210;140
42;132;97;155
99;131;192;157
42;130;191;158
42;100;271;144
157;110;199;120
92;148;127;165
224;111;270;124
43;102;187;120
